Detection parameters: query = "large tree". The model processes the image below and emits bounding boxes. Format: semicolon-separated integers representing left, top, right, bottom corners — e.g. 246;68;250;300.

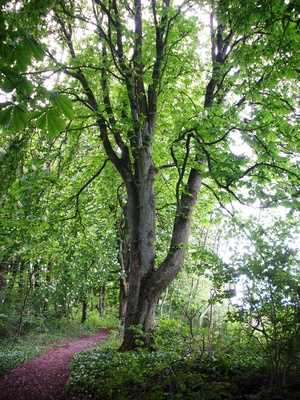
1;0;299;350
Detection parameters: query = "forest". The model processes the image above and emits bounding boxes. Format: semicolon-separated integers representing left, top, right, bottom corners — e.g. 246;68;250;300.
0;0;300;398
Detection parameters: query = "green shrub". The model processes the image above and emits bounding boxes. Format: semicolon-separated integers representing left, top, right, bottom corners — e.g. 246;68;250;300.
155;317;209;360
67;325;288;400
86;310;119;330
67;344;189;399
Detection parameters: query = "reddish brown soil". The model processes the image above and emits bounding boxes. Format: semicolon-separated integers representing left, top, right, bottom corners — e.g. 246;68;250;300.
0;330;109;400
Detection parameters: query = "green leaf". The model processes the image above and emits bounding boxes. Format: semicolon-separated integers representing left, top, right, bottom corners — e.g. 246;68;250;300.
36;113;47;130
1;77;16;93
16;43;32;72
276;107;289;117
17;77;34;97
0;107;12;125
30;110;43;119
12;105;28;131
47;109;66;137
27;38;45;61
52;94;74;120
285;68;298;80
267;131;276;142
3;44;16;65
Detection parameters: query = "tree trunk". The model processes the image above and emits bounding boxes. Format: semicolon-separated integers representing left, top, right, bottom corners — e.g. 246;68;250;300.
119;167;202;351
81;299;87;323
98;286;105;316
159;287;168;317
15;269;34;338
0;261;9;291
119;279;128;323
116;200;130;323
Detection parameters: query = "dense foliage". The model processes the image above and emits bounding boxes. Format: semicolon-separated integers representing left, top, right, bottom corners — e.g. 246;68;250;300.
1;0;300;397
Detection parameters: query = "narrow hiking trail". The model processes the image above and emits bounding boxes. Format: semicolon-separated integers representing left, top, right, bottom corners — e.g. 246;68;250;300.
0;330;109;400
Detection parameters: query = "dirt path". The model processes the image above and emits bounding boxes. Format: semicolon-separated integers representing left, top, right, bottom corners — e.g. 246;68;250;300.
0;329;109;400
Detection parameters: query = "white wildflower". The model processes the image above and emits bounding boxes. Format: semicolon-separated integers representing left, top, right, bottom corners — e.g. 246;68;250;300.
17;200;23;208
36;150;44;158
198;110;208;119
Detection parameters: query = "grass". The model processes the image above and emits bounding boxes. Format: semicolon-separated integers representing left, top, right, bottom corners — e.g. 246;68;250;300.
0;340;46;376
0;311;119;377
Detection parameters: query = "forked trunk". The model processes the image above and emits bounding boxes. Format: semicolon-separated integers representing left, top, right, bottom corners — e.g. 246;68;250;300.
119;167;202;351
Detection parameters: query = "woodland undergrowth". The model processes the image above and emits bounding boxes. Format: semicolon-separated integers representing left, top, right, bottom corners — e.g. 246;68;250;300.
1;312;300;399
67;318;300;400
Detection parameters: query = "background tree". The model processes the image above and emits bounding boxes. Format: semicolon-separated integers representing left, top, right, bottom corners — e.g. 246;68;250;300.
227;213;300;387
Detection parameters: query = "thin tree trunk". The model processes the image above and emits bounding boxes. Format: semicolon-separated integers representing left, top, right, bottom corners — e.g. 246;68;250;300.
159;287;168;317
98;286;105;316
119;279;128;323
168;282;175;316
81;299;87;323
15;269;34;338
199;304;211;327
